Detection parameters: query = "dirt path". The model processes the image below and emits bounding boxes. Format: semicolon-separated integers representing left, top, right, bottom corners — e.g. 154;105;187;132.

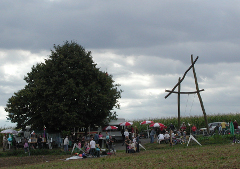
0;155;70;168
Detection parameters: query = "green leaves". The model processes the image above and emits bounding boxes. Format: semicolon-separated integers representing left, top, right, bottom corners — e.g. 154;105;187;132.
5;41;122;131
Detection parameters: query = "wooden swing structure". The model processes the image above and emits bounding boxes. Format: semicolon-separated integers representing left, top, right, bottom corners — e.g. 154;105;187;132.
165;55;210;134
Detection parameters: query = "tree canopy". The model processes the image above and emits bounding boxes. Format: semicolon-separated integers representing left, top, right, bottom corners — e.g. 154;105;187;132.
5;41;122;131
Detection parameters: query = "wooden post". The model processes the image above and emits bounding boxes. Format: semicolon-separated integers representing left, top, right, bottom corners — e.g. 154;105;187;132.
191;55;210;134
178;77;181;129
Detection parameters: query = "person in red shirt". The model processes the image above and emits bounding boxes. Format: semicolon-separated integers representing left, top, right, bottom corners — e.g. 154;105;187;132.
191;125;197;135
180;122;186;132
233;120;238;129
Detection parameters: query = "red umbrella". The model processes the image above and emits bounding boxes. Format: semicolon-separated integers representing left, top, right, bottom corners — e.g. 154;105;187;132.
140;121;154;138
103;126;118;130
149;123;165;128
0;129;18;134
119;122;133;126
140;121;154;125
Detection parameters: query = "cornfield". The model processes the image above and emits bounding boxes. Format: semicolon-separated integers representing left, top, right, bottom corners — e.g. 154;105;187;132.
130;112;240;132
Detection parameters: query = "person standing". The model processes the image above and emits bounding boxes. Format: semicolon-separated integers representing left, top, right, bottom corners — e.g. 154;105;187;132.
90;137;96;157
169;123;175;131
37;135;42;149
218;124;222;135
180;122;187;132
123;129;129;146
131;126;135;138
136;134;140;152
233;120;238;129
94;133;99;144
150;128;156;143
191;125;197;135
2;134;8;151
24;138;29;153
229;120;234;135
63;136;69;152
124;136;130;153
107;135;115;154
98;132;103;148
221;121;227;134
121;128;125;145
134;126;139;136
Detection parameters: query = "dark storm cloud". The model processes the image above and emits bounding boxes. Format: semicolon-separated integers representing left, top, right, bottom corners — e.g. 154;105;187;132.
1;0;240;126
1;1;240;64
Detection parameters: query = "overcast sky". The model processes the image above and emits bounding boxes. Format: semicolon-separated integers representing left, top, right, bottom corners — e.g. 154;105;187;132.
1;0;240;128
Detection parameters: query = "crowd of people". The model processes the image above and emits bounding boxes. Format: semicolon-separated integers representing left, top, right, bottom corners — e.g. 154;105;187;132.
149;122;189;144
2;120;239;154
122;127;140;153
213;120;239;135
63;131;117;157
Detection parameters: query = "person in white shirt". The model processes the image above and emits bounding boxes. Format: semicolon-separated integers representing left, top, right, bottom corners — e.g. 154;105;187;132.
157;133;165;144
164;131;170;142
63;136;69;152
2;134;8;151
171;132;176;138
122;129;129;146
90;137;96;157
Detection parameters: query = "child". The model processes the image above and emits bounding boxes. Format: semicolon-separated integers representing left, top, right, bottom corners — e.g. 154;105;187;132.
182;131;187;143
85;141;90;154
95;144;100;157
78;141;81;149
24;139;29;153
177;129;182;137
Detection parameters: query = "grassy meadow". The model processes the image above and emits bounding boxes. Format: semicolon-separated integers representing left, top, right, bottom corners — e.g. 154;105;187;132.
2;142;240;169
1;113;240;168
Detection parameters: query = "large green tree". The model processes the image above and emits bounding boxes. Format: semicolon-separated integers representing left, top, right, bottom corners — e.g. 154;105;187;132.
5;41;122;131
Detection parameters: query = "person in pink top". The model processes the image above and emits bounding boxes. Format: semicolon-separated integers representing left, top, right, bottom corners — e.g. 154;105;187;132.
78;141;81;148
98;132;103;148
98;132;103;138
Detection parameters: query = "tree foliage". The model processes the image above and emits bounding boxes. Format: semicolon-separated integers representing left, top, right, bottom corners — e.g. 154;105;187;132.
5;41;122;131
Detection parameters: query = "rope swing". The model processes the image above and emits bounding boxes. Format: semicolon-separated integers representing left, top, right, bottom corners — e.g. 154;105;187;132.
189;93;196;114
184;94;189;116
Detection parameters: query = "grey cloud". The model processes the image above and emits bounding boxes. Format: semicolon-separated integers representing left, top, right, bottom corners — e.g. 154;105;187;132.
1;1;240;64
1;0;240;127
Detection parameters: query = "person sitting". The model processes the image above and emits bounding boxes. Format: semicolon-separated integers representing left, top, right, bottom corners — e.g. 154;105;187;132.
164;131;170;144
176;129;182;137
182;131;187;143
84;141;90;154
95;144;100;157
128;141;136;153
180;122;187;132
171;131;176;138
157;133;165;144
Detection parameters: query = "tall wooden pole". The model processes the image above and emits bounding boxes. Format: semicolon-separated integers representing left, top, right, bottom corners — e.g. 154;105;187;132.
191;55;210;134
178;77;181;129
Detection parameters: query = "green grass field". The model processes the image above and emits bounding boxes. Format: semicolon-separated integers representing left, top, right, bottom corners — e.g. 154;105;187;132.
2;141;240;169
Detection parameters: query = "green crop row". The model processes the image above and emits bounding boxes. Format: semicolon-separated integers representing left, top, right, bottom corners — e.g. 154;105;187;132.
130;112;240;132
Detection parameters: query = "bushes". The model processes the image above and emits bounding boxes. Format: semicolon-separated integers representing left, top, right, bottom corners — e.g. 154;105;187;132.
195;134;239;145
